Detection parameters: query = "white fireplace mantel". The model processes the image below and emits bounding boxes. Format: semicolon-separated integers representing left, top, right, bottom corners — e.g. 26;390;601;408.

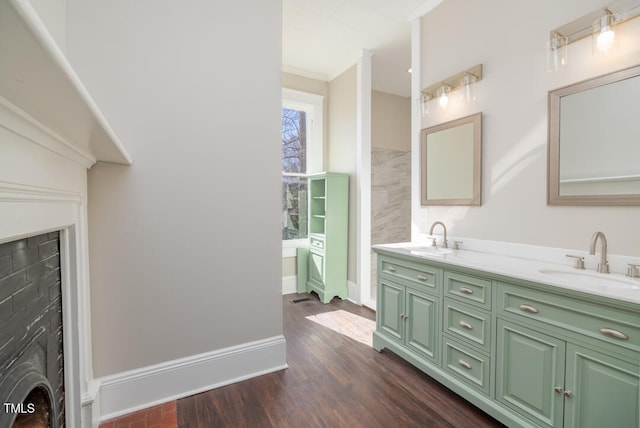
0;0;132;168
1;1;132;427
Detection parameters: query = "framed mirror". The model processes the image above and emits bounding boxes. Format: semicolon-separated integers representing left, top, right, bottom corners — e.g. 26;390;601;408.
548;64;640;205
420;112;482;206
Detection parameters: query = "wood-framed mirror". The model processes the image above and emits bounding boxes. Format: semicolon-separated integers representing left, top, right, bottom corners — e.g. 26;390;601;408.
420;112;482;206
548;64;640;206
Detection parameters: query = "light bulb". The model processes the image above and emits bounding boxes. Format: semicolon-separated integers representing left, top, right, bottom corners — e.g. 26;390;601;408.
438;86;449;109
597;27;615;52
593;9;618;54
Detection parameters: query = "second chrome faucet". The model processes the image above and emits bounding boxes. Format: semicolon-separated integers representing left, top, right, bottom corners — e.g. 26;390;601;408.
589;231;609;273
429;221;448;248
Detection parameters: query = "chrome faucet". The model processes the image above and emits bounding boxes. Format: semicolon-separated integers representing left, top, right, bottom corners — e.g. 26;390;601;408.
589;231;609;273
429;221;448;248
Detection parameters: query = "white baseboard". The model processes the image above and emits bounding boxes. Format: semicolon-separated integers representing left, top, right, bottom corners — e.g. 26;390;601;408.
347;280;359;303
282;275;297;294
97;335;287;421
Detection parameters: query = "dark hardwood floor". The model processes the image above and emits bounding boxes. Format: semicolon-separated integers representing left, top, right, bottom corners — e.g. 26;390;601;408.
177;293;505;428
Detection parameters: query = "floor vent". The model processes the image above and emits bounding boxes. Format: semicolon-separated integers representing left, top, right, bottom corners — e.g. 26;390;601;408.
290;297;311;304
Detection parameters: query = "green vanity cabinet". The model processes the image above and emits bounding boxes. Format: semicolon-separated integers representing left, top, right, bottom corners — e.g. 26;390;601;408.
496;319;566;427
302;172;349;303
496;281;640;428
373;249;640;428
378;277;440;362
376;255;441;363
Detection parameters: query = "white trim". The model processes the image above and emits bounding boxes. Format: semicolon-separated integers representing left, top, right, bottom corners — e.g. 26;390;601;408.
282;246;298;258
407;0;444;21
355;50;373;305
411;17;424;243
98;336;288;421
282;65;329;82
346;280;360;304
0;96;96;168
282;275;297;294
3;0;131;165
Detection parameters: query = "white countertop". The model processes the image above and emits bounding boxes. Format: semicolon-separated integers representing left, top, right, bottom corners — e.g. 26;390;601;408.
373;242;640;305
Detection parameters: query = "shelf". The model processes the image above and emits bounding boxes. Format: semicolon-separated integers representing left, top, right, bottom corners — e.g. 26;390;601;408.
0;0;132;167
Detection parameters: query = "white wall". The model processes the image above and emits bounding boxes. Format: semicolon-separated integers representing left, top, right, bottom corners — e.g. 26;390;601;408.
328;65;358;282
66;0;284;381
372;90;411;151
417;0;640;257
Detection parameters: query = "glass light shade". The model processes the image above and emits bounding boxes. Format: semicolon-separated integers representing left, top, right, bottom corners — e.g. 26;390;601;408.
418;94;431;117
438;86;449;109
460;74;477;103
593;10;618;54
547;31;568;72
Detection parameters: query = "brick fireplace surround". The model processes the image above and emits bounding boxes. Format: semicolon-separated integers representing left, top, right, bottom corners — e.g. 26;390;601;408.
0;232;65;428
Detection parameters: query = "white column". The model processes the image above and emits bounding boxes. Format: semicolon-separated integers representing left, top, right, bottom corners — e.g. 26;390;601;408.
356;49;372;307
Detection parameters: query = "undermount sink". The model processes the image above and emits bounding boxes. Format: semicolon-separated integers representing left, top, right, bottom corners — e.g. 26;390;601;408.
409;246;452;257
537;268;640;290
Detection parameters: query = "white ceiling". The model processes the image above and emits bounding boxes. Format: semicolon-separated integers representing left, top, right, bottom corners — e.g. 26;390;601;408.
282;0;429;97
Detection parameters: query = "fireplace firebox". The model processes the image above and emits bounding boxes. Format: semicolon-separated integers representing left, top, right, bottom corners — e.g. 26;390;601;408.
0;232;65;428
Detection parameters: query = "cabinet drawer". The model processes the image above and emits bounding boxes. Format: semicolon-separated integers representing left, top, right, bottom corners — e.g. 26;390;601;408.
443;299;492;353
379;257;439;292
498;282;640;353
310;236;324;251
444;271;492;310
442;337;491;395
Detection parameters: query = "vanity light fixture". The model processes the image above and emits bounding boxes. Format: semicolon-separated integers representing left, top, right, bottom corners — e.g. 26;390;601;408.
420;64;483;115
547;0;640;70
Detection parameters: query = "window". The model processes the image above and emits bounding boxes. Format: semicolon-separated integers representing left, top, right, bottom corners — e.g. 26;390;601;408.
281;89;323;243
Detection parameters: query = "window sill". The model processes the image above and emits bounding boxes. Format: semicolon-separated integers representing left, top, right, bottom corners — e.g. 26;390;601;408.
282;239;308;258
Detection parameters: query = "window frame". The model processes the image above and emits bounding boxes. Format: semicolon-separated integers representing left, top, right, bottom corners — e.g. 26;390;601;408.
281;88;324;250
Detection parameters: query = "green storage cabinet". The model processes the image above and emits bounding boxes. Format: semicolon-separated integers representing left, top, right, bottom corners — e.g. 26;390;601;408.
303;172;349;303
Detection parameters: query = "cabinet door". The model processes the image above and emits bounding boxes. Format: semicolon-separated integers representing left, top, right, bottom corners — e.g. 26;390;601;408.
405;288;438;361
564;344;639;428
496;320;565;428
378;279;404;342
308;250;324;286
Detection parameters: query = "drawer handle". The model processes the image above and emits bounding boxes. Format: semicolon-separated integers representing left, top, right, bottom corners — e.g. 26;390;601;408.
519;304;539;314
387;266;397;272
459;287;474;294
599;328;629;340
458;359;472;370
417;275;428;281
459;321;473;330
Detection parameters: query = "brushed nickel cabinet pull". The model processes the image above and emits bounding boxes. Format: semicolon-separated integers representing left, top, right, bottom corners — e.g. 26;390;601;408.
387;266;397;272
554;386;563;394
519;304;539;314
459;287;474;294
417;275;428;281
459;321;473;330
564;390;572;398
458;359;472;369
599;328;629;340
